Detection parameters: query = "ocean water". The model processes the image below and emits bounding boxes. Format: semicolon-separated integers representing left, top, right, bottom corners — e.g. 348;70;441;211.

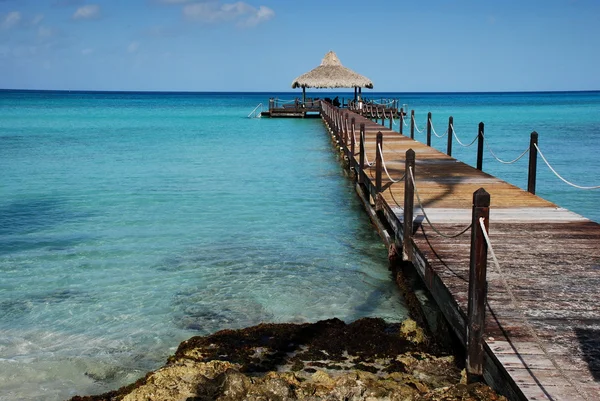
378;91;600;222
0;91;405;400
0;91;598;400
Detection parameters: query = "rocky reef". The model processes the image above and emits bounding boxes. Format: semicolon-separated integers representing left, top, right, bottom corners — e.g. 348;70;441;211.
69;318;506;401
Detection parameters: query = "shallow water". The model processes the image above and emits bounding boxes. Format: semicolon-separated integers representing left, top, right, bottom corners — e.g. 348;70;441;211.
0;90;599;400
0;91;405;400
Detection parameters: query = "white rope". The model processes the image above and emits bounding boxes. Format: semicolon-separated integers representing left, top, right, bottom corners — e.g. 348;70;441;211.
373;99;395;106
479;218;592;401
534;143;600;190
484;138;530;165
430;118;448;138
413;115;424;134
402;114;409;127
409;167;472;238
362;131;374;167
451;124;479;147
352;124;358;152
378;143;404;183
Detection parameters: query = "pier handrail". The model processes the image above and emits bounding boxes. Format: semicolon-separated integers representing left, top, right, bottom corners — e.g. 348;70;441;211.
412;114;425;134
408;166;473;238
484;136;531;165
534;143;600;190
248;103;263;118
450;124;479;147
377;143;404;183
429;117;448;138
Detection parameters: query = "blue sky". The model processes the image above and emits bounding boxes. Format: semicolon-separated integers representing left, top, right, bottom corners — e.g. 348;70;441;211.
0;0;599;92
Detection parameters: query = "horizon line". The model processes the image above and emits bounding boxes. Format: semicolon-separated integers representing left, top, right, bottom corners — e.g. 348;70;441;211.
1;88;599;95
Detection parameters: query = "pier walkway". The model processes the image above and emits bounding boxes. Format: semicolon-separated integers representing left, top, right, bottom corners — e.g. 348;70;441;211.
320;102;600;401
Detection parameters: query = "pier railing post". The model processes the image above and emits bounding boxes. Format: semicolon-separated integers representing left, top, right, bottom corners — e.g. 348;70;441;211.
467;188;490;383
410;110;415;139
403;149;416;261
381;107;385;126
426;112;432;147
399;108;404;135
528;131;538;194
351;117;356;157
359;123;365;184
376;132;383;196
389;110;393;130
477;122;484;171
447;116;453;156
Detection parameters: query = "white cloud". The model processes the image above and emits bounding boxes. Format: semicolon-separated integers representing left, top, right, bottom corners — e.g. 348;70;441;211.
1;11;21;30
32;14;44;26
244;5;274;27
73;4;100;20
38;26;56;38
128;41;140;53
183;1;274;27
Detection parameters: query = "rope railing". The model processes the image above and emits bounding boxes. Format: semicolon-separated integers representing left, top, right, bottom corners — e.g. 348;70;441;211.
479;218;593;401
372;99;396;106
429;118;448;138
413;114;425;134
274;98;297;104
484;138;530;165
362;131;374;167
409;166;472;238
377;143;405;183
450;124;478;147
534;143;600;190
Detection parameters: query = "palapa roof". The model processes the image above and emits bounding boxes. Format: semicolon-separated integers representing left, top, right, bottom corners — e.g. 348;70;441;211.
291;51;373;89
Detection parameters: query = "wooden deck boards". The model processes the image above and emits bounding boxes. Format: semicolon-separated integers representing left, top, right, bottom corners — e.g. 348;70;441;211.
323;105;600;401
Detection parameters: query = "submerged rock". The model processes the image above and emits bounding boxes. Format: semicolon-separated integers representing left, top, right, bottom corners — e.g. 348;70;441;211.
69;318;506;401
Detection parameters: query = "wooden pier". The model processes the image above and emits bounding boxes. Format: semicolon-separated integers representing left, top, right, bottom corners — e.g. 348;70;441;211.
320;101;600;401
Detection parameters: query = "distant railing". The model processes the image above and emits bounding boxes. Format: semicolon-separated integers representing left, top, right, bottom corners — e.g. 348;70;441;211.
247;103;263;118
268;98;322;113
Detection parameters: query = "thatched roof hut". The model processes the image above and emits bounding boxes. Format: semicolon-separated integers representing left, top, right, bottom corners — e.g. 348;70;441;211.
291;51;373;102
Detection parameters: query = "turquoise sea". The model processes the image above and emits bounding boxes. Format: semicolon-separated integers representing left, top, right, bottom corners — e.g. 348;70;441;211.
1;91;599;400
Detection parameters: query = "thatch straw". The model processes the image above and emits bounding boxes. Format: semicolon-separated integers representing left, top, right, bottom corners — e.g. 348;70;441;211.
291;51;373;89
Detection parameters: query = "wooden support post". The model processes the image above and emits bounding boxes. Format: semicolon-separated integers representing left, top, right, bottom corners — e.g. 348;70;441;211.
477;122;484;171
381;108;385;126
359;123;365;184
528;131;539;194
447;116;453;156
403;149;416;261
467;188;490;384
351;117;356;157
399;108;404;135
410;110;415;139
389;111;393;130
376;132;383;195
426;112;432;147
